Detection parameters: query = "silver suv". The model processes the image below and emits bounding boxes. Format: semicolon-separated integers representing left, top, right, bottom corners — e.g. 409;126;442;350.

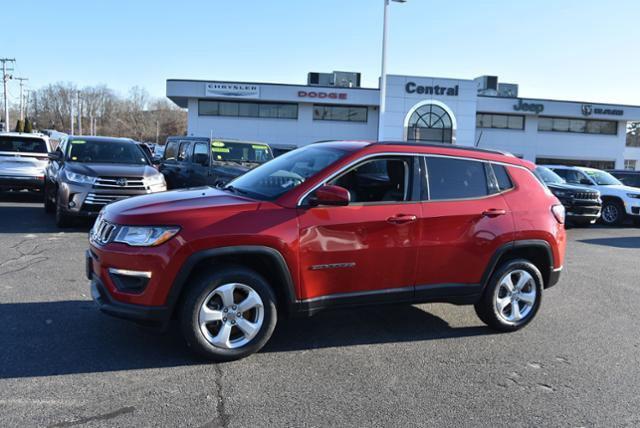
0;132;52;193
44;136;167;227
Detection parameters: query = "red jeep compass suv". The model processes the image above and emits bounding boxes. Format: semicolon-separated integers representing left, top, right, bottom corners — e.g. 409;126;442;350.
87;141;566;361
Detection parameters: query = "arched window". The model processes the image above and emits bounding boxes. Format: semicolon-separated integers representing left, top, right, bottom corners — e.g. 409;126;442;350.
406;103;453;144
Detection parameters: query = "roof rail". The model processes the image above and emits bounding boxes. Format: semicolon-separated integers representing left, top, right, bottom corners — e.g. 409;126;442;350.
374;141;514;157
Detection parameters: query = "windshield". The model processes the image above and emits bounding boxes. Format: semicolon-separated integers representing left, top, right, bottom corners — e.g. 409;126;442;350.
0;136;47;153
583;169;622;186
66;139;149;165
211;141;273;163
225;145;349;200
535;166;565;185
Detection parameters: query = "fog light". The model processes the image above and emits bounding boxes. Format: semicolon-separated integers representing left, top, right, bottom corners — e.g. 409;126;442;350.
68;201;76;208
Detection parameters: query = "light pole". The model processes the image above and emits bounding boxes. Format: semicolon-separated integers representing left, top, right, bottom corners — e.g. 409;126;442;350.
378;0;406;141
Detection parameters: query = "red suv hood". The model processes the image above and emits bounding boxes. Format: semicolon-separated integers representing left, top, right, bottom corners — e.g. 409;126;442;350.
102;187;259;225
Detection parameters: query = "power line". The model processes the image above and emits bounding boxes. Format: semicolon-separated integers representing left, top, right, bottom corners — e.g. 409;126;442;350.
1;58;16;130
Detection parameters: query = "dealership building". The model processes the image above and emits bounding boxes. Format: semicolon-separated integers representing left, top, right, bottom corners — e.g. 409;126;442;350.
167;71;640;170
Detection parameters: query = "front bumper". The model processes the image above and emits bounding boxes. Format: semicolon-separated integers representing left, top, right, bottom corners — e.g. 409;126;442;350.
88;250;171;325
0;174;44;190
60;182;166;217
558;198;601;222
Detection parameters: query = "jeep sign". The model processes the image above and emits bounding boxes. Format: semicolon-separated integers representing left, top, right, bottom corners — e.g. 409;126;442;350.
513;99;544;114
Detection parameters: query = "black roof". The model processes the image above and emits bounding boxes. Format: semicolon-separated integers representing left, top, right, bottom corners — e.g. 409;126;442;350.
68;135;135;143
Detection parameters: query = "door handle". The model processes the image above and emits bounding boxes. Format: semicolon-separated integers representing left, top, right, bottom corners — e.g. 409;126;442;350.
482;208;507;217
387;214;417;225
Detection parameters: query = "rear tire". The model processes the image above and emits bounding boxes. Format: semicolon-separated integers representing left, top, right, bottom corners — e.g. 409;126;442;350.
475;259;543;332
180;266;277;361
600;200;625;226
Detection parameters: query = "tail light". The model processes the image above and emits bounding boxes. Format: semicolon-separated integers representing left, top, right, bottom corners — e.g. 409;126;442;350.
551;204;565;224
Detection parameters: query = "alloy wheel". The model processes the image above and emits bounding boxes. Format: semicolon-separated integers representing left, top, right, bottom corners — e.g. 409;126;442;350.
601;204;619;224
494;269;537;323
198;283;264;349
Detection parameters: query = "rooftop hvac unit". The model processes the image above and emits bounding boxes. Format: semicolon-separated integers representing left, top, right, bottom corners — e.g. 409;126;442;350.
498;83;519;98
307;72;333;86
332;71;361;88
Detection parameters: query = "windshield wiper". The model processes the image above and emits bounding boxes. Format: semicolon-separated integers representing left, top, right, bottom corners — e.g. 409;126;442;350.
224;185;250;196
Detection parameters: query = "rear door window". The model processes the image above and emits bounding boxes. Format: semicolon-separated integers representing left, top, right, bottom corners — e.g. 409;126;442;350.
177;141;192;162
426;157;489;200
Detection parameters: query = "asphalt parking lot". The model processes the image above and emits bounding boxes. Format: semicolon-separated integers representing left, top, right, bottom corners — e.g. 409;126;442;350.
1;193;639;427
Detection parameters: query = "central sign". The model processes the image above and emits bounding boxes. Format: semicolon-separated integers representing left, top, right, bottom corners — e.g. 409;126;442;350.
405;82;459;96
205;82;260;99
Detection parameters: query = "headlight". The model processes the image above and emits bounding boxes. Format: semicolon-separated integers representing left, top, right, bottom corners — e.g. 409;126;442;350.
65;170;97;184
553;190;568;198
114;226;180;247
145;174;165;186
627;193;640;199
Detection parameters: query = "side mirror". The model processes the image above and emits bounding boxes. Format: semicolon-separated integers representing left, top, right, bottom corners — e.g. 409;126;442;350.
579;179;593;185
48;151;62;162
310;185;350;207
193;153;210;166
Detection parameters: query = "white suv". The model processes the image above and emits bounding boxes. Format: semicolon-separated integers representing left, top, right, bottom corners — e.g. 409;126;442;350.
543;165;640;226
0;132;52;193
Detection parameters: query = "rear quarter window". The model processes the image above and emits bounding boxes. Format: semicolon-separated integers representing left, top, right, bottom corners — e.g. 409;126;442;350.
492;164;514;191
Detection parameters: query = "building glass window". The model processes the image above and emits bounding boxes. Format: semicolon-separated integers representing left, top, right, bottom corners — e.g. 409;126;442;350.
624;159;637;171
313;104;368;122
198;100;298;119
408;104;453;144
476;113;524;130
537;117;617;135
536;157;616;170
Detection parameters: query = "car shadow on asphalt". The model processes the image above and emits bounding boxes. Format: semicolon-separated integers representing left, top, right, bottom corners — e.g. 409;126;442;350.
578;237;640;249
0;300;493;378
0;193;92;233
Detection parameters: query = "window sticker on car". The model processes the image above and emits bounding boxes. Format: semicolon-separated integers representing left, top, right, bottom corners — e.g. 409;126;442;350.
252;145;268;150
212;147;230;153
211;141;225;147
71;140;86;144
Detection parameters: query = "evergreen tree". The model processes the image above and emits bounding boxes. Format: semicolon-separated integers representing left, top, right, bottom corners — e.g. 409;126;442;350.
24;118;33;133
15;119;24;133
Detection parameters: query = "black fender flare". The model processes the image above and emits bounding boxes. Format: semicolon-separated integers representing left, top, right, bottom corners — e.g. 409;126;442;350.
165;245;297;315
480;239;555;290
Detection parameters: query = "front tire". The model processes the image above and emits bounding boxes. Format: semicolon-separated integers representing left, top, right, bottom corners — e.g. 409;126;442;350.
44;183;55;213
475;259;543;332
600;200;625;226
55;201;72;228
180;266;277;361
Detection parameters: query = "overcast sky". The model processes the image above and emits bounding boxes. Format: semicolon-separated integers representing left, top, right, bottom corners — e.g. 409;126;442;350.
2;0;639;105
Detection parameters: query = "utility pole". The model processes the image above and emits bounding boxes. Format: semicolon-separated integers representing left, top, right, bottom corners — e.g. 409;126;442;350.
1;58;16;131
77;91;82;135
156;120;159;144
70;93;74;135
15;77;28;121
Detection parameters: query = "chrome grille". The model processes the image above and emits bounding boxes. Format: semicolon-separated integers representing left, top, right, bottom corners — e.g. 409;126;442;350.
91;217;117;245
84;193;125;205
94;176;147;190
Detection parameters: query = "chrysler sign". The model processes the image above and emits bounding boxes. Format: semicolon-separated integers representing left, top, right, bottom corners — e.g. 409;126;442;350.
205;82;260;99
